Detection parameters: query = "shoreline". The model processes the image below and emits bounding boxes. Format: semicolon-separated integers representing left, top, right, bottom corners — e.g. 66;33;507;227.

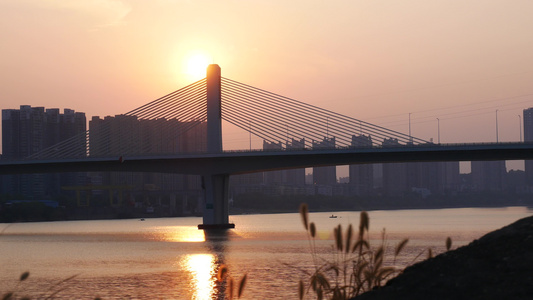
354;214;533;300
1;203;531;224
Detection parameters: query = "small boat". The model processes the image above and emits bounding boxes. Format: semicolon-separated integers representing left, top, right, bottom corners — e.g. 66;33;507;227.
329;214;338;218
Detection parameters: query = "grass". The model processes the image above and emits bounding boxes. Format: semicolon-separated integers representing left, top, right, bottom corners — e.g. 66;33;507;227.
217;265;247;299
297;203;452;300
1;272;102;300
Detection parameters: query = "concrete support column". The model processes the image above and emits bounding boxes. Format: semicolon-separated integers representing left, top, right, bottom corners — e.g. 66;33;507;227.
206;64;222;153
199;65;233;229
200;174;231;229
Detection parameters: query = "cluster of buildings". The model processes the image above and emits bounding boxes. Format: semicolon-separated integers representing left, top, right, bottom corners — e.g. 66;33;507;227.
234;108;533;198
232;136;463;198
2;105;533;215
1;106;86;199
1;106;206;216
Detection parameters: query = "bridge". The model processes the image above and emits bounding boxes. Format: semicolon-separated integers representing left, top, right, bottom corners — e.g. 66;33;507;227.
1;64;533;229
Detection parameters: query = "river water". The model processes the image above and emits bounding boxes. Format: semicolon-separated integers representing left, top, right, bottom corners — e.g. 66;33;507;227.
1;207;531;299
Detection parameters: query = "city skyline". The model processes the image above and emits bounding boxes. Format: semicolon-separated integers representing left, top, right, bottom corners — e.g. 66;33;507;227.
2;1;533;161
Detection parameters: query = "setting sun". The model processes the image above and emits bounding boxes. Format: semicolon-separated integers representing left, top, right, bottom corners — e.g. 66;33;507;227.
185;54;210;81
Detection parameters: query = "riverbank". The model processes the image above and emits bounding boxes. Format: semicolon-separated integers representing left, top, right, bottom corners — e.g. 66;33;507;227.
354;215;533;300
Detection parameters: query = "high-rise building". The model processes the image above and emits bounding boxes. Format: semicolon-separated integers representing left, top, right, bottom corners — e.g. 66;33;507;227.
88;115;207;203
284;138;306;186
1;106;86;198
381;138;407;195
437;161;461;193
379;138;460;196
263;140;283;184
523;108;533;185
471;160;506;192
349;134;374;195
313;137;336;185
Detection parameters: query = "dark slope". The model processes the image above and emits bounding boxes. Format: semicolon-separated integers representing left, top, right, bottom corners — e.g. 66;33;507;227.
355;215;533;300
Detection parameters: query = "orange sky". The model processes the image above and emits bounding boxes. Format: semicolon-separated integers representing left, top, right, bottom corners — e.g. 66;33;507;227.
2;0;533;171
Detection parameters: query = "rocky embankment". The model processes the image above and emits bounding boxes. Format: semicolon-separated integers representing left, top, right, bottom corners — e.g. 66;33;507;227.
354;215;533;300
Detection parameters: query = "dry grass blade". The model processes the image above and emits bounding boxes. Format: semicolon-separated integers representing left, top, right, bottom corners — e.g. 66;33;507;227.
310;222;316;238
352;239;370;253
299;203;309;230
298;280;305;300
395;238;409;257
327;265;340;277
44;287;70;300
238;274;247;298
316;272;331;290
19;272;30;282
345;224;353;254
217;265;228;281
375;246;384;262
40;274;80;300
2;292;13;300
374;257;383;273
355;261;369;281
46;274;78;289
363;269;374;286
333;288;343;300
359;211;369;232
317;287;323;300
335;225;343;252
446;237;452;251
229;277;234;300
376;267;396;285
311;274;318;291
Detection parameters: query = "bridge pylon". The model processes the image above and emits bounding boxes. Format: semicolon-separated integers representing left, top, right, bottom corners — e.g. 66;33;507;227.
206;64;222;153
199;64;234;230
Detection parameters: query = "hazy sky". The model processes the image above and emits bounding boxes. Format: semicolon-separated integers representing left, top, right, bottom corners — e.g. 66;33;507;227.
2;0;533;161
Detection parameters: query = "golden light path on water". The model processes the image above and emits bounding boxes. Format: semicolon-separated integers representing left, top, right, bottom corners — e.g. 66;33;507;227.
151;226;220;299
151;225;206;242
185;254;218;300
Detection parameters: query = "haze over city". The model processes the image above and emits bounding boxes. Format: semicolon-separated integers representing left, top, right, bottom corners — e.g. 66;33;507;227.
2;0;533;160
4;2;533;299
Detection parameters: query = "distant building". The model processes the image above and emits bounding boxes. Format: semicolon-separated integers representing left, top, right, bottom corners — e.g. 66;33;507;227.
313;137;337;185
523;108;533;185
381;138;407;195
263;140;283;184
349;134;374;195
1;106;86;198
379;138;460;196
439;161;461;193
284;138;306;186
406;160;460;195
471;160;506;192
88;115;207;211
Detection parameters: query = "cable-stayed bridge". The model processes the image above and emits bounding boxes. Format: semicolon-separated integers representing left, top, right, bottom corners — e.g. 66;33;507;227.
1;65;533;228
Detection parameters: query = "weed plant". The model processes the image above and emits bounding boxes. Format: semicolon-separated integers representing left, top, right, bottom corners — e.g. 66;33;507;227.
297;204;453;300
1;272;100;300
297;203;409;300
217;265;247;299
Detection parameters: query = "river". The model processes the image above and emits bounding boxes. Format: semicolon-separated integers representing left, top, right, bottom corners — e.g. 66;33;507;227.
1;206;531;299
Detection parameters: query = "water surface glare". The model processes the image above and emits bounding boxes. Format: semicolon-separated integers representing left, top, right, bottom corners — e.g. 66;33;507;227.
1;207;531;299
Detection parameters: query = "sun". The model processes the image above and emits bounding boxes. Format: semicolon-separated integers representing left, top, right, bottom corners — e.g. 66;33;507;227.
185;54;210;80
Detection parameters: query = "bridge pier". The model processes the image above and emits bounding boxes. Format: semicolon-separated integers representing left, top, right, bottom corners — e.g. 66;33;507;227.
198;64;234;230
198;174;233;230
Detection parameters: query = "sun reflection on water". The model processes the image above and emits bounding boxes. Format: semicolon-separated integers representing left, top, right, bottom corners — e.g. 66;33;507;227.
152;226;206;242
185;254;218;300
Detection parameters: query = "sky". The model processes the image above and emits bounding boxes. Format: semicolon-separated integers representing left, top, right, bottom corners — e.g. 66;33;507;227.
2;0;533;171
